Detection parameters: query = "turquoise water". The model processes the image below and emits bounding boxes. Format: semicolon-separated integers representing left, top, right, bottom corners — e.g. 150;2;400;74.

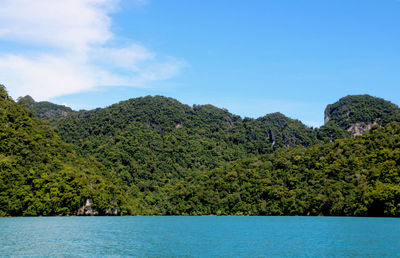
0;217;399;257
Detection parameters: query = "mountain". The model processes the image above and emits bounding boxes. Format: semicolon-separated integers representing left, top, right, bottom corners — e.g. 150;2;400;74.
4;86;400;216
0;86;131;216
51;96;317;177
17;95;74;120
324;95;400;136
171;122;400;216
42;96;318;214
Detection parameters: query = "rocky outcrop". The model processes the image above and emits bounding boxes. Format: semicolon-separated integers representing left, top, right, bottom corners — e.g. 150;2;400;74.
105;198;118;216
17;95;74;120
105;207;118;215
324;95;400;137
77;198;98;216
77;198;119;216
225;117;233;127
347;121;378;136
324;107;331;125
268;130;276;146
325;104;379;136
40;109;71;119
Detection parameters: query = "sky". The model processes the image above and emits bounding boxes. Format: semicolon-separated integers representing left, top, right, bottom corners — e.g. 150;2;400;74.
1;0;400;127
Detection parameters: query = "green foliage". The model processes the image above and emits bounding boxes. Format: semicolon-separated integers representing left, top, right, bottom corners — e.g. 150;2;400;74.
0;88;129;216
52;97;314;175
170;122;400;216
49;96;318;213
17;95;74;120
47;95;400;216
4;87;400;217
316;124;351;142
325;94;400;130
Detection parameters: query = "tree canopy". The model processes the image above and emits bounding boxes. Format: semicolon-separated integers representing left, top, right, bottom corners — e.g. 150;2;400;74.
1;86;400;216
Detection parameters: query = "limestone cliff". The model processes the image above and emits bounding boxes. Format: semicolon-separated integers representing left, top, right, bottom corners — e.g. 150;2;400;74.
324;95;400;136
17;95;74;120
77;198;119;216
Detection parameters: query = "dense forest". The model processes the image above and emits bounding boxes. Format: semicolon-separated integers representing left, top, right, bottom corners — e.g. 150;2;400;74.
324;95;400;136
0;86;133;216
51;96;319;185
165;123;400;216
17;95;74;120
1;84;400;216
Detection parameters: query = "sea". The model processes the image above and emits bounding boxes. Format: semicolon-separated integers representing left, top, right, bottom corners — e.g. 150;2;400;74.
0;216;399;257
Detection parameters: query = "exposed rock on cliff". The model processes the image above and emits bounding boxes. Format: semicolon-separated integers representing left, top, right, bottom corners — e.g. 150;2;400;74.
77;198;99;216
17;95;74;120
347;121;378;136
324;94;400;136
77;198;119;216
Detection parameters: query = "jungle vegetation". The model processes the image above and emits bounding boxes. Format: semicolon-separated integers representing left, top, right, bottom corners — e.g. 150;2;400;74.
1;84;400;216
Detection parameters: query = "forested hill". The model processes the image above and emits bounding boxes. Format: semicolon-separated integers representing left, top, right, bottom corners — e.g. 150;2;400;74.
2;85;400;216
324;95;400;136
43;93;400;216
50;96;318;186
17;95;74;120
0;86;130;216
53;95;318;151
171;122;400;216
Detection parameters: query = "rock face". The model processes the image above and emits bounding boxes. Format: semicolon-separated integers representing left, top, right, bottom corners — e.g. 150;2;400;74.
347;121;378;136
324;107;332;125
324;95;400;136
17;95;74;120
268;130;276;146
77;198;118;216
105;198;118;216
77;198;99;216
105;207;118;215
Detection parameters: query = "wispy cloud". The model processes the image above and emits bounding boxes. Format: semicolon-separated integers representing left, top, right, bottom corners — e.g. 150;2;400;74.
0;0;185;100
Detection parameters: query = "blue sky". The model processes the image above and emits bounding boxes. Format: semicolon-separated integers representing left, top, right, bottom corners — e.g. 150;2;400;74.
1;0;400;127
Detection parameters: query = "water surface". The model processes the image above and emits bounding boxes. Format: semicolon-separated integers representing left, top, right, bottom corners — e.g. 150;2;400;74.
0;216;399;257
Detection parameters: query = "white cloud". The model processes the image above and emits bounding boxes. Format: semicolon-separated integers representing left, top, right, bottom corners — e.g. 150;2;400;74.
0;0;185;100
0;0;113;51
90;45;155;70
0;54;95;100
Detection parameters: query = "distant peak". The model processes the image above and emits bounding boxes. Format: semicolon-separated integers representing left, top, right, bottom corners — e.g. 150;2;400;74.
324;94;400;136
18;95;35;104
